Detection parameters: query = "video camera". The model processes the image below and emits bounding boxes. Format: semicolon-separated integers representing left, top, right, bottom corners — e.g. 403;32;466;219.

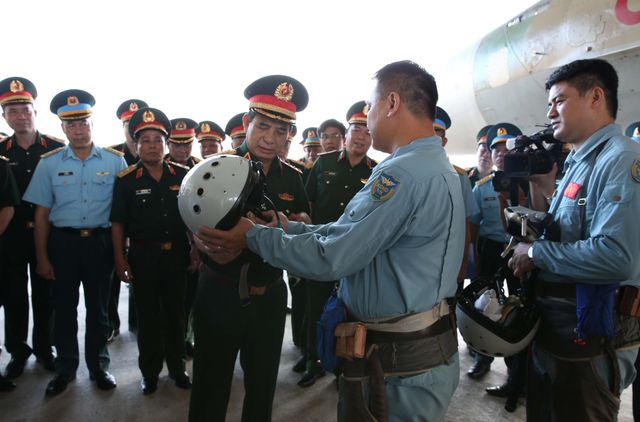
503;127;568;178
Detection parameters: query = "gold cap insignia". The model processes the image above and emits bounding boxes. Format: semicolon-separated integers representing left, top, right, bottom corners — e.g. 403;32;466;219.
176;121;187;130
129;102;139;112
308;130;316;138
201;123;211;133
497;127;507;136
363;104;369;116
67;96;79;106
635;127;640;137
10;80;24;93
143;110;155;122
275;82;294;102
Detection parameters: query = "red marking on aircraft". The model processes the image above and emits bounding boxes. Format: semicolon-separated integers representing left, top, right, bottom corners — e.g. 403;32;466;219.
616;0;640;25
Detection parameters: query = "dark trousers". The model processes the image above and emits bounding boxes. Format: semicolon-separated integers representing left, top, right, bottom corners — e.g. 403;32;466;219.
634;353;640;421
288;276;306;349
184;269;199;344
189;274;287;422
107;270;121;332
48;228;113;376
304;280;335;370
1;227;54;359
128;244;188;378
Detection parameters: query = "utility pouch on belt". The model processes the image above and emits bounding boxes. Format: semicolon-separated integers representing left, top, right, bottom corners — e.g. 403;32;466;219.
619;286;640;317
335;322;367;360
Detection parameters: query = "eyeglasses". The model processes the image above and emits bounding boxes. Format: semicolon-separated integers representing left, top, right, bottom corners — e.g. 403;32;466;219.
321;133;343;141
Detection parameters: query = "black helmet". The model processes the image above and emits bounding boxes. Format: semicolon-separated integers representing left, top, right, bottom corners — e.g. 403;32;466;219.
456;277;540;357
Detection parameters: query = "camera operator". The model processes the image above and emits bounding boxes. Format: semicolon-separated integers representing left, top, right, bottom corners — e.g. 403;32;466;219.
509;59;640;421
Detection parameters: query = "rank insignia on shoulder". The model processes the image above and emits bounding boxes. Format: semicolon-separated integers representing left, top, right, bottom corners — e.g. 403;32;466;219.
370;172;399;202
631;159;640;184
278;192;295;201
360;178;368;184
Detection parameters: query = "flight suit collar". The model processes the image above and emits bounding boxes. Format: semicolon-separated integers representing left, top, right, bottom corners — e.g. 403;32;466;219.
236;142;283;175
570;123;620;164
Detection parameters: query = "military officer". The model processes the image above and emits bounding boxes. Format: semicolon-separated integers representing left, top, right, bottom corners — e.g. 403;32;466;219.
111;107;192;394
225;112;247;149
296;101;377;387
199;60;464;422
23;89;127;396
318;118;345;153
627;121;640;142
467;125;493;186
165;118;201;168
189;75;310;422
300;127;322;165
0;77;64;378
509;59;640;422
196;120;225;158
107;98;148;340
0;152;20;392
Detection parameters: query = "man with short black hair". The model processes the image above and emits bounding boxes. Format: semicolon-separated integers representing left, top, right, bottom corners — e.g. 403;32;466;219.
198;60;465;421
509;58;640;421
318;119;345;153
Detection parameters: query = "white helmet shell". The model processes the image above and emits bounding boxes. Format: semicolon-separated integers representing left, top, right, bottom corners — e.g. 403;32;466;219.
178;154;253;233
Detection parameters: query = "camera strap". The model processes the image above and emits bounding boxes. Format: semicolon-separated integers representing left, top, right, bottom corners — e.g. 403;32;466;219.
577;139;610;240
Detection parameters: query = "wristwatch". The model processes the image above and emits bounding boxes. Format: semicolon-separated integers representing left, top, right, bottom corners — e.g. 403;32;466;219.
527;244;534;262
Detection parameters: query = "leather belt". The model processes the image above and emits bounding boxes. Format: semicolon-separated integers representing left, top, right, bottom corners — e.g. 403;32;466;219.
366;314;454;344
52;226;109;237
130;239;175;251
535;280;576;299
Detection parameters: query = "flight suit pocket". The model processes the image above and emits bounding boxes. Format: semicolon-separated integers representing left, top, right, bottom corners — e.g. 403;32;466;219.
52;175;79;206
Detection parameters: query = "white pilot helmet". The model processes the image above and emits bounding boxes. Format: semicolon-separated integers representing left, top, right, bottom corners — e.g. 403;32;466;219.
456;278;540;357
178;154;263;232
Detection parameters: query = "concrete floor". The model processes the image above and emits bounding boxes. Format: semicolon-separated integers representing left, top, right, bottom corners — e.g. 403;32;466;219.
0;283;634;422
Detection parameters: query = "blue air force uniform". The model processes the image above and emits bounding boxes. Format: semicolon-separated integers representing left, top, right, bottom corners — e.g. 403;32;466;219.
245;136;465;421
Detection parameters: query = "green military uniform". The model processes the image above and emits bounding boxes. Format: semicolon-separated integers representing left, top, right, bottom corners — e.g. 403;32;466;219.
189;74;310;422
164;153;201;169
300;147;376;382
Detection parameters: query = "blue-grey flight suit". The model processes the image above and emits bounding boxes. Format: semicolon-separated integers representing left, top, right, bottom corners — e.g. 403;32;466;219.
246;136;465;421
529;124;640;419
23;145;126;377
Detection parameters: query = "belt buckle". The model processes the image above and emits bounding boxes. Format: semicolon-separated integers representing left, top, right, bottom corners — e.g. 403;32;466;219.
80;229;92;238
26;221;35;229
160;242;172;251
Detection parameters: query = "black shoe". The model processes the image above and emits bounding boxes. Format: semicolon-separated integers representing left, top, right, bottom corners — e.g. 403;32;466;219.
141;377;158;395
292;356;306;373
36;354;56;372
6;350;32;379
485;384;510;398
45;373;75;396
297;366;326;388
505;395;519;412
169;371;191;389
466;362;490;379
185;342;195;358
0;375;16;392
90;370;117;390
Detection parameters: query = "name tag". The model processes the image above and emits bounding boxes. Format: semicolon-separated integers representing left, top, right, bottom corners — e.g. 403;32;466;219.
484;196;497;201
323;171;337;177
136;189;152;195
58;171;74;176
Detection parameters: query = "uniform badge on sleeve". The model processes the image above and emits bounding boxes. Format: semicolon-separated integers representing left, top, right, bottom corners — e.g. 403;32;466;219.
631;159;640;184
370;172;399;202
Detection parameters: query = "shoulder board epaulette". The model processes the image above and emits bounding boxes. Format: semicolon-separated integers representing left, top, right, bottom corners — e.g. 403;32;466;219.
40;147;64;159
117;165;137;178
317;150;339;157
281;159;303;174
42;134;66;145
453;164;468;176
104;146;124;157
218;149;238;156
192;156;202;164
0;155;9;162
168;161;189;171
475;174;494;187
289;158;305;167
0;136;8;144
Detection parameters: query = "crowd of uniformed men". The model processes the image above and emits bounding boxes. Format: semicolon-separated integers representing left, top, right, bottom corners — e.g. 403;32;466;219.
1;57;640;422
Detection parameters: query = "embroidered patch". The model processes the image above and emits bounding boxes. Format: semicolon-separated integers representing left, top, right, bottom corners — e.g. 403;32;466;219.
563;182;581;200
278;192;294;201
96;171;110;176
370;172;399;202
631;159;640;184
